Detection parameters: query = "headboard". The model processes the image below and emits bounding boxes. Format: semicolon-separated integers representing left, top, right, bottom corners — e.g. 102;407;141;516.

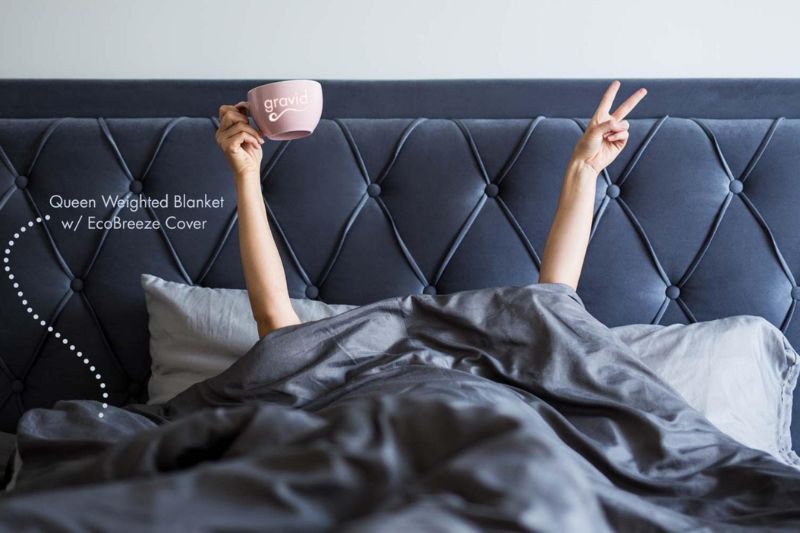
1;79;800;449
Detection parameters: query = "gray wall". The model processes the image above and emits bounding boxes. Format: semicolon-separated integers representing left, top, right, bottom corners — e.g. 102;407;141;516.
2;0;798;78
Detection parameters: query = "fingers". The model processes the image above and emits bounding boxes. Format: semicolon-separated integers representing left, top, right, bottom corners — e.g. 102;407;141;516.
218;103;249;131
216;102;266;148
592;80;621;121
217;128;262;155
222;122;264;143
611;88;647;120
606;130;629;143
593;118;629;136
218;111;247;132
602;119;629;137
218;104;245;120
230;131;262;152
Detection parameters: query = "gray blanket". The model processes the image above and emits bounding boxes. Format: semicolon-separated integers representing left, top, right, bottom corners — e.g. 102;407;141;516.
2;283;800;531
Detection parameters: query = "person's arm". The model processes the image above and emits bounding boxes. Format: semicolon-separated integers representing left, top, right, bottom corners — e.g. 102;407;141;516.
539;81;647;290
216;103;300;338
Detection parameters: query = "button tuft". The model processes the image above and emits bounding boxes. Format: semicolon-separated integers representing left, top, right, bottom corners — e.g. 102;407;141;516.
423;285;437;295
367;183;382;197
130;180;143;194
485;183;499;198
606;184;620;199
305;285;319;299
729;180;743;194
665;285;681;300
70;277;84;292
11;380;24;393
792;287;800;300
15;175;28;189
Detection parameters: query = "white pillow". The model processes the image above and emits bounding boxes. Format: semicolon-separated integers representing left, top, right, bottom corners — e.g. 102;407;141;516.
141;274;355;405
141;274;799;467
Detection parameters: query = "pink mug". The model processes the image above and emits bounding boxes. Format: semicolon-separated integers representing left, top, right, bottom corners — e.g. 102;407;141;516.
246;80;323;141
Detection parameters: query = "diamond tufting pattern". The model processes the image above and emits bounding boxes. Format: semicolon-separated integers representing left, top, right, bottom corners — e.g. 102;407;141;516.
0;105;799;448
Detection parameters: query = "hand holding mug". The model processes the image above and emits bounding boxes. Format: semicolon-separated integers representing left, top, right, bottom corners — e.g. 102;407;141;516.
215;102;264;177
216;80;323;177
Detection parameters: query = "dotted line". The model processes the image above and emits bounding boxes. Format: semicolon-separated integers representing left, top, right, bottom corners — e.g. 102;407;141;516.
4;215;108;418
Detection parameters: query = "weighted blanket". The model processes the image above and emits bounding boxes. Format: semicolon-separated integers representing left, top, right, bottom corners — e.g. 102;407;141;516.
2;283;800;531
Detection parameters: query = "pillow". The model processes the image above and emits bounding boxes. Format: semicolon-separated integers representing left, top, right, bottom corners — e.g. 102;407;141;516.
141;274;355;405
141;274;799;467
612;318;800;467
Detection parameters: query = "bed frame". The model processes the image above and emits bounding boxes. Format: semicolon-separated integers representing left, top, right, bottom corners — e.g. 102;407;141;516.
1;79;799;449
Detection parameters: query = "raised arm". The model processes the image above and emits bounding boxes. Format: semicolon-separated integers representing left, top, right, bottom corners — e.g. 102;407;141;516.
539;81;647;290
215;103;300;337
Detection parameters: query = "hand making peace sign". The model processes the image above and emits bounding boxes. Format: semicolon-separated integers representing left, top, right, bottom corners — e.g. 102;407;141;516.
571;81;647;173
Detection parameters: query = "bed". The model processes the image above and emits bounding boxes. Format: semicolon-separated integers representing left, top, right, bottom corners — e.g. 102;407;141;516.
1;79;800;530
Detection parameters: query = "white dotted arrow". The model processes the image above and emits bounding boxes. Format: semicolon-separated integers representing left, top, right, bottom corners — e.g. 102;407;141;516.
5;215;108;418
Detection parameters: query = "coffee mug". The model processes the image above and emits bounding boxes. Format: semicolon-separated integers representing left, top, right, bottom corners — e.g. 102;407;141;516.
246;80;323;141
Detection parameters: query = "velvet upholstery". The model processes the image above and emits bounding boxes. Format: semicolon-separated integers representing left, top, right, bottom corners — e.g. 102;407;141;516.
0;79;799;450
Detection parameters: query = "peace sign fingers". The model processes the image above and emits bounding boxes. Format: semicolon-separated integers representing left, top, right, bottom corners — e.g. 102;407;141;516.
611;87;648;120
591;81;648;123
592;80;621;122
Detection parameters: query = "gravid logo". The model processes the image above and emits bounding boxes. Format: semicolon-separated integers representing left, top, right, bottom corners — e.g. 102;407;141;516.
263;88;312;122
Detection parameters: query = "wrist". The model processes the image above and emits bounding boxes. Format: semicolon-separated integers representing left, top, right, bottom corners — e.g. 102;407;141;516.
233;169;261;188
559;159;599;201
566;158;598;179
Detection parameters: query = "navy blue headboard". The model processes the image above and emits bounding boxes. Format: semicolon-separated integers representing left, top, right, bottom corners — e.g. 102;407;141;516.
1;79;799;449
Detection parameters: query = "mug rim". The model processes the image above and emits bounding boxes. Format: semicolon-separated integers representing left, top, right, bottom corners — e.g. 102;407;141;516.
247;79;321;96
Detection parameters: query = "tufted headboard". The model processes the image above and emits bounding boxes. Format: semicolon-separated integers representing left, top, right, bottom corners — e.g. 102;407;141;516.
1;79;800;449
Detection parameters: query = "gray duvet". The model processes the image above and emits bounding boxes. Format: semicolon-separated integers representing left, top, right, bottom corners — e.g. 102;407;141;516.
2;283;800;531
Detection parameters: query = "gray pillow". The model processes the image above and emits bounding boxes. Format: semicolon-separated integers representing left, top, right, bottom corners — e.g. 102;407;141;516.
141;274;354;405
612;319;800;467
141;274;799;467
